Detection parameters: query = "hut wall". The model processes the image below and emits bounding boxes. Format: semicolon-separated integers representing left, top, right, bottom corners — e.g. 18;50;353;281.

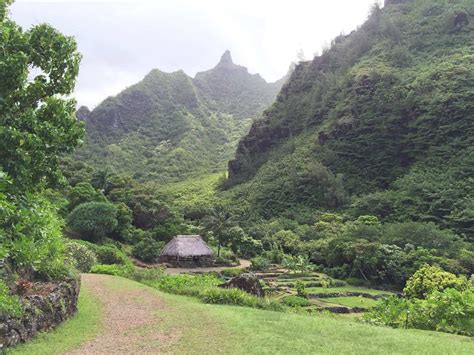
159;255;213;268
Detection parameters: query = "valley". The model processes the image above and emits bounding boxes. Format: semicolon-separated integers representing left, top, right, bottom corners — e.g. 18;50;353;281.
1;0;473;352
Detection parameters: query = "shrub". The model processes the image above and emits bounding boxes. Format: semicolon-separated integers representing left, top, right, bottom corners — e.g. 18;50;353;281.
90;264;130;276
269;230;301;255
131;239;164;263
200;288;257;307
255;298;286;312
282;295;311;307
112;202;133;241
404;265;469;299
250;256;270;271
295;280;308;298
6;195;69;281
65;241;97;272
127;267;164;283
67;202;118;242
95;244;130;266
148;275;221;297
211;247;238;266
364;289;474;336
67;182;106;211
264;246;285;264
0;281;23;317
212;256;233;266
283;255;313;275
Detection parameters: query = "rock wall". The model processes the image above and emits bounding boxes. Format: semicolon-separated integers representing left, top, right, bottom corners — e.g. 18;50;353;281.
0;278;80;350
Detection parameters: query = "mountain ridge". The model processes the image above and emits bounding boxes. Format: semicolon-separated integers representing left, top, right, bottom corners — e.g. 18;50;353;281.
225;0;473;237
74;51;288;181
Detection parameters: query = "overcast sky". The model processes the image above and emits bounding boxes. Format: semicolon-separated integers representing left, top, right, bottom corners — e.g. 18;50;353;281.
11;0;379;108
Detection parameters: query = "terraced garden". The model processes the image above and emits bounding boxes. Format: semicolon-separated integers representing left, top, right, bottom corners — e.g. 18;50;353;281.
254;268;395;314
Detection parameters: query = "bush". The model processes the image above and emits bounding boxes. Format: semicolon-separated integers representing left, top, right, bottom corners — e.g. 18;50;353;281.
0;280;23;317
295;280;308;298
404;265;469;299
200;287;257;307
6;195;69;281
95;244;131;266
250;256;270;271
211;247;238;266
283;255;313;275
127;267;164;283
364;289;474;336
65;241;97;272
282;295;311;307
255;298;286;312
264;246;285;264
131;239;164;263
67;182;106;211
67;202;118;242
148;275;221;297
90;264;130;276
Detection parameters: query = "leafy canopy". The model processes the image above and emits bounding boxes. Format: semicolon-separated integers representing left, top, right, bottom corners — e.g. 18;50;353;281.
0;0;83;192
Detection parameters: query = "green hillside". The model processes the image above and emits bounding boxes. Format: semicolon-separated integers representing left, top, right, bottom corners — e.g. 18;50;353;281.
227;0;474;238
74;51;286;181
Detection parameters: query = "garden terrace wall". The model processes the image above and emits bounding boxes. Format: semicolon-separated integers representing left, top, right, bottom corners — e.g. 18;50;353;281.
0;278;80;350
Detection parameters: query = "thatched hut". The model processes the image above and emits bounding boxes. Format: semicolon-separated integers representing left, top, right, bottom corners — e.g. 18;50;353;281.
159;235;213;267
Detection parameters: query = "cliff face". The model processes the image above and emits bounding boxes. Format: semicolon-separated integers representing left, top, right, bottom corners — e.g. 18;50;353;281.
74;51;287;181
225;0;473;232
228;0;473;189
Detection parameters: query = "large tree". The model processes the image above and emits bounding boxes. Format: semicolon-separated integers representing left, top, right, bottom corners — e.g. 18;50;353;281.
0;0;84;193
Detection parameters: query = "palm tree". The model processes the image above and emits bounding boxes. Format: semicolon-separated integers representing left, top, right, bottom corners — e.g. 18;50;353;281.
203;205;234;257
91;168;112;194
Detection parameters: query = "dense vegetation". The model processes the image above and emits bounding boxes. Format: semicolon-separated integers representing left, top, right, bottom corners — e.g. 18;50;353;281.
227;0;473;237
2;0;473;344
0;0;83;316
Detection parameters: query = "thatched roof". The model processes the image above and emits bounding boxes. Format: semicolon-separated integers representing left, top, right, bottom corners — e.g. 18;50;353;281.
160;235;213;258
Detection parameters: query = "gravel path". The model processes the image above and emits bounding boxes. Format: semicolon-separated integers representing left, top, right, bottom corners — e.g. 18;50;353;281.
67;274;178;354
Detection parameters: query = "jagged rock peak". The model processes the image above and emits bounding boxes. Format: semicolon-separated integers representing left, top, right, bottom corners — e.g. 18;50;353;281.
76;106;91;121
216;50;234;67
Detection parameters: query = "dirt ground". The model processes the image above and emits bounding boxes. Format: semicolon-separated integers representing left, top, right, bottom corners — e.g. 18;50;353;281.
67;274;179;354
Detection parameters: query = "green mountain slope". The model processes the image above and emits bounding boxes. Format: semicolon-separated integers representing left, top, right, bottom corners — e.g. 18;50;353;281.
74;51;286;181
227;0;474;237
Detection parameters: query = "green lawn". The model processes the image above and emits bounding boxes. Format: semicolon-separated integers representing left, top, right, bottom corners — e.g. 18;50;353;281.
318;296;380;309
9;276;474;354
9;286;103;354
305;286;393;296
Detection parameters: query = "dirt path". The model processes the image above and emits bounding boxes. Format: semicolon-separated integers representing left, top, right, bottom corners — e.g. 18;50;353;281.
67;274;179;354
164;258;251;275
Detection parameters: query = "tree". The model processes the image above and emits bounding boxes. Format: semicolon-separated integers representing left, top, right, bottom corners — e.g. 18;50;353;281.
0;1;83;193
67;182;106;211
203;205;234;257
67;202;118;242
404;265;469;299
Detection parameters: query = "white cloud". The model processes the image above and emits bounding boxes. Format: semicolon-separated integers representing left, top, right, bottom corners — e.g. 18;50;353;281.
11;0;377;108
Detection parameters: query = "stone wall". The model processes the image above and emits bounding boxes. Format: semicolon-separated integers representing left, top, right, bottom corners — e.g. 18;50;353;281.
0;278;80;350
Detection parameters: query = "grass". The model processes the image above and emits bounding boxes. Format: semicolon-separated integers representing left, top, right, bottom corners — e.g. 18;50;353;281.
11;275;474;354
318;296;380;309
202;299;474;354
305;286;393;296
9;285;103;355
